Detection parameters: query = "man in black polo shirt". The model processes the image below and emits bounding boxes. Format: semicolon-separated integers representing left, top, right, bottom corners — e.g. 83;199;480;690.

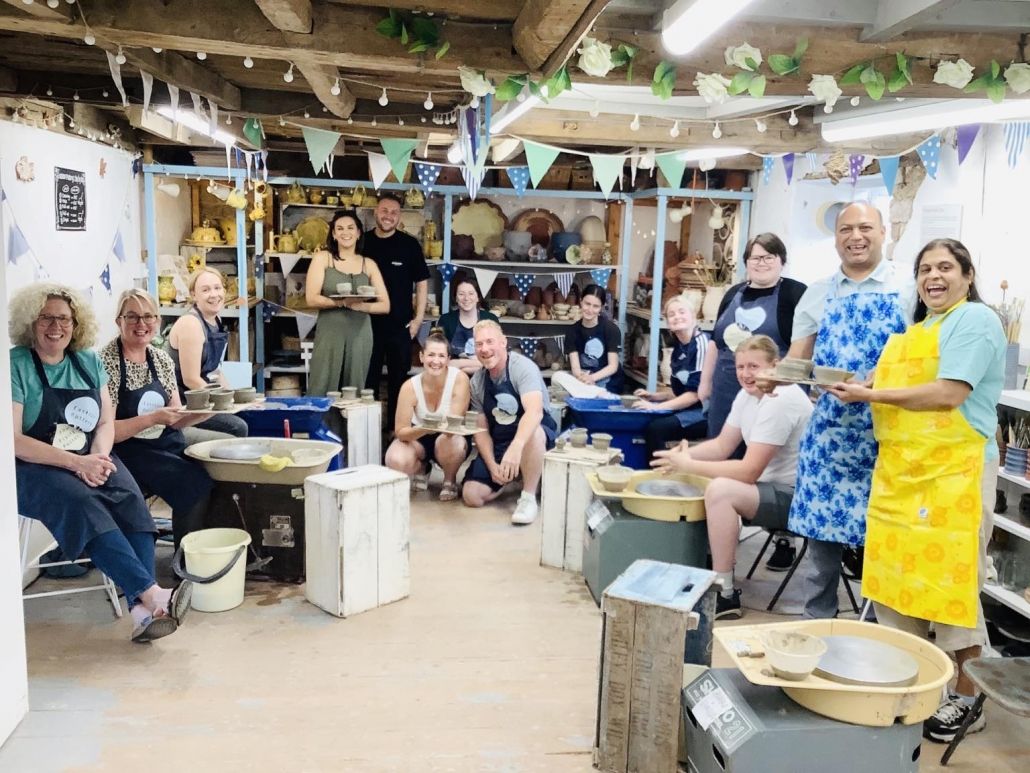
362;193;430;428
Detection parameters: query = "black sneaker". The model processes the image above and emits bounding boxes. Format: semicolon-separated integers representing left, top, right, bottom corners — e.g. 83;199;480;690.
715;590;743;620
765;537;796;572
923;695;985;743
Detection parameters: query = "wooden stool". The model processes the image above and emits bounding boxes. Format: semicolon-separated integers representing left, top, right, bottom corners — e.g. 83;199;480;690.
339;401;382;467
540;445;621;572
303;465;409;618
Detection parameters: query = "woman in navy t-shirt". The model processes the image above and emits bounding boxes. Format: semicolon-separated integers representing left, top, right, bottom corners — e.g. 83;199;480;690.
564;285;623;393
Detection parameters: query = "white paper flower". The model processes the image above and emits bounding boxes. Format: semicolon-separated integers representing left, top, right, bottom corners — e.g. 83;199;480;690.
724;43;762;71
577;37;614;78
808;74;842;108
1004;62;1030;94
458;67;495;98
933;59;975;89
693;72;732;104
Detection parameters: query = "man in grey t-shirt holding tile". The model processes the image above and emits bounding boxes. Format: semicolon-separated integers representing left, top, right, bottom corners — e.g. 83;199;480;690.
463;320;557;525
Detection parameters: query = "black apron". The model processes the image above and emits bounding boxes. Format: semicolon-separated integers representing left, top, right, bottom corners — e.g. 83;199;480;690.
575;319;624;393
113;341;212;513
669;333;708;429
16;349;154;559
173;309;229;399
449;321;477;359
483;360;557;448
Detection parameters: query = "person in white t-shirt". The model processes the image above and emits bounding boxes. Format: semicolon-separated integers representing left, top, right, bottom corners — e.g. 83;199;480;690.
652;334;813;619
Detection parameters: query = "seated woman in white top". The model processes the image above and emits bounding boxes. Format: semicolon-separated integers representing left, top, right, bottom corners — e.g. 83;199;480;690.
652;334;812;620
385;331;472;501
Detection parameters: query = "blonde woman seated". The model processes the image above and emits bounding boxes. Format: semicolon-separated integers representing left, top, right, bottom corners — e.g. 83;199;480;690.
385;330;471;501
651;335;812;620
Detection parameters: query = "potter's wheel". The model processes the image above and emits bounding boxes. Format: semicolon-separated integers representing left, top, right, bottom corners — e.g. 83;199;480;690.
634;479;703;498
814;636;920;687
208;440;272;460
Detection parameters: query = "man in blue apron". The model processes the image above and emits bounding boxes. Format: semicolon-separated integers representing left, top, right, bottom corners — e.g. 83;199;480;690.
784;203;915;618
462;321;557;525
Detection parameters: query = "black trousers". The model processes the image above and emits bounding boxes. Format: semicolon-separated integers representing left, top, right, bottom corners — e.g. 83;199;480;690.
643;414;709;464
365;324;412;429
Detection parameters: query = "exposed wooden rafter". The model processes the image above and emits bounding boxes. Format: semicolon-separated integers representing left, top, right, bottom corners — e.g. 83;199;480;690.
860;0;963;43
326;1;519;22
253;0;312;33
294;62;356;118
0;64;15;91
514;0;611;72
0;0;71;22
118;47;242;110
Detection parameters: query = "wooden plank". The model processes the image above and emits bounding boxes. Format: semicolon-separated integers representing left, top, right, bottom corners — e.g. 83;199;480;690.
539;454;569;569
328;0;519;22
0;63;15;91
513;0;606;72
0;0;71;21
375;475;410;606
562;459;595;573
254;0;312;33
303;473;341;616
596;596;635;773
860;0;962;43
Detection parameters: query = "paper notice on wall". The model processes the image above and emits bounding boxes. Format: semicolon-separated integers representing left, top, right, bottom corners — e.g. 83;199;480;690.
54;167;86;230
920;203;962;244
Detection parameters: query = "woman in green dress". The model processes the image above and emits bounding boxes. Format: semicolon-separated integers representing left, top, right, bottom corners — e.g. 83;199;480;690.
305;210;390;395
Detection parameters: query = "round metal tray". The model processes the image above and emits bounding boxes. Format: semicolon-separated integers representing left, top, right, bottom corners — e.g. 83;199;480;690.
814;635;920;687
634;479;703;498
208;440;272;460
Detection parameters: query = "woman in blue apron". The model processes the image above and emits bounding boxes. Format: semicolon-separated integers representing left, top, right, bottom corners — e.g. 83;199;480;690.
168;267;248;439
10;283;191;643
438;278;498;376
634;295;711;462
702;233;807;437
565;285;624;393
101;289;213;550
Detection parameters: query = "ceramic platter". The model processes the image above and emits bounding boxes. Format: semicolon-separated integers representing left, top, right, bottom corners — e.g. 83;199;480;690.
295;216;331;252
451;199;508;254
510;209;565;248
814;636;920;687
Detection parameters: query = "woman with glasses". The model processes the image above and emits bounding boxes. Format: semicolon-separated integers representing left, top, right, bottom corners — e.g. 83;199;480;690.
437;278;498;376
99;289;213;550
9;283;191;642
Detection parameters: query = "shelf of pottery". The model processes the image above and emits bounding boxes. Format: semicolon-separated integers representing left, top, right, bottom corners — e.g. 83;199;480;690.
990;389;1030;619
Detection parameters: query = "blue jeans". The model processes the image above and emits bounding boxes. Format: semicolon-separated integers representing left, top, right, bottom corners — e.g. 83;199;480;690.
802;539;844;618
86;530;157;609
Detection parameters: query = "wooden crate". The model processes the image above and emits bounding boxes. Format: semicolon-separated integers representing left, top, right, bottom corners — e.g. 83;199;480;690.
595;560;716;773
540;446;620;572
340;401;382;467
303;465;410;618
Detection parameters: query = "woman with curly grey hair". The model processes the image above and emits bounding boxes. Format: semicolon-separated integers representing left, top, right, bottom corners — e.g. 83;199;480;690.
10;282;191;643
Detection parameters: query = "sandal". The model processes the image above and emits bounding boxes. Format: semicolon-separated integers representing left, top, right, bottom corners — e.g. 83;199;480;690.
131;614;177;643
439;482;460;502
411;473;429;492
169;580;194;625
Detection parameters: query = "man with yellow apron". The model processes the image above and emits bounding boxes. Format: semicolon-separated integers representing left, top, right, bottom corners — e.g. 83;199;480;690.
828;238;1005;744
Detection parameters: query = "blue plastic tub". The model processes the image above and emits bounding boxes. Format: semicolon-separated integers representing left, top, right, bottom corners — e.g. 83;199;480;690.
565;397;673;469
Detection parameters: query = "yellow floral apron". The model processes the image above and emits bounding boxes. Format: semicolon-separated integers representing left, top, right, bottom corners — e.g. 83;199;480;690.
862;301;983;628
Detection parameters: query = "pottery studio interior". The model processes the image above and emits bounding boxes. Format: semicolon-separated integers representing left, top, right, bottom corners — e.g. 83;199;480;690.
2;1;1030;771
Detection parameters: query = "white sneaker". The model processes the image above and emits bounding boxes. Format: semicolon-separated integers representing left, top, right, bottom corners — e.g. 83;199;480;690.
511;494;539;525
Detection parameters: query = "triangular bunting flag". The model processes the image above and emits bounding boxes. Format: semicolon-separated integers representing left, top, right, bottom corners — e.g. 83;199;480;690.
655;151;687;189
506;166;530;197
956;124;980;165
243;118;265;149
512;273;536;298
462;164;483;200
879;156;900;195
278;252;303;277
438;263;457;283
555;335;565;355
471;267;499;299
209;101;219;137
628;147;640;186
295;311;318;340
782;153;795;184
916;135;941;179
520;338;538;357
413;162;440;196
805;152;819;170
189;91;205;123
589;153;623;198
167;83;180;121
524;141;560;188
140;70;153;113
1004;122;1030;168
555;272;574;299
381;138;418;183
590;268;612;287
105;51;128;107
761;156;774;184
367;152;392;190
301;126;342;175
7;219;30;263
112;229;126;262
849;154;865;185
99;263;112;293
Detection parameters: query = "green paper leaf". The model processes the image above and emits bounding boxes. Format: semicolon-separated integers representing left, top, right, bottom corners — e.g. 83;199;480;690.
748;74;767;98
375;16;401;38
411;17;439;45
408;42;430;53
986;81;1006;103
545;65;571;101
528;80;542;99
728;71;754;95
896;52;912;82
610;50;629;68
862;69;886;100
435;40;450;59
887;68;909;93
840;64;865;86
744;56;759;72
400;23;408;45
793;38;809;59
495;75;527;101
991;60;1001;79
653;61;675;83
619;43;639;59
626;59;634;82
768;54;797;76
963;74;989;93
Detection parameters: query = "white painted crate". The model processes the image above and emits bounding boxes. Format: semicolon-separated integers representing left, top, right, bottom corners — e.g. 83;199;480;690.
540;446;621;572
341;401;382;467
303;465;410;618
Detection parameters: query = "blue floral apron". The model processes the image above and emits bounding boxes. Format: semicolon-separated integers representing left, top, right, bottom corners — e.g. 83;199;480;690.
787;285;908;545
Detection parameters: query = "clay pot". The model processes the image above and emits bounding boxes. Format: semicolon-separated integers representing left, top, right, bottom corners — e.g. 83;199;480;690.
542;289;555;307
489;278;510;298
452;233;476;259
536;305;551;321
526;286;543;307
508;286;522;301
566;284;581;305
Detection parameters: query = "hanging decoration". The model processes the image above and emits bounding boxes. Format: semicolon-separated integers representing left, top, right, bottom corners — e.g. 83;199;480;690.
588;153;623;198
166;83;180;121
518;337;539;357
524;140;560;189
915;135;941;179
6;217;31;264
413;162;441;196
1004;122;1030;168
848;154;865;185
512;273;536;298
111;229;126;262
956;124;980;165
555;272;574;299
209;100;219;136
879;156;900;195
105;51;128;107
782;153;795;184
189;92;205;123
381;138;419;183
654;151;686;189
805;152;819;171
471;267;499;299
141;70;154;114
590;268;613;287
506;166;530;197
761;156;774;184
243;118;265;149
99;263;111;293
458;96;493;199
301;126;342;175
295;310;318;340
437;262;457;283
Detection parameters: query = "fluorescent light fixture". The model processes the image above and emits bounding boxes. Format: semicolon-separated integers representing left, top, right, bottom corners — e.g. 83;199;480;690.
155;104;236;145
663;0;758;57
491;94;541;133
677;146;748;162
819;99;1030;142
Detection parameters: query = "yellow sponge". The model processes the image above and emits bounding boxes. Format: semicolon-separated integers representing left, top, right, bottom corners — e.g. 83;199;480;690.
258;455;291;473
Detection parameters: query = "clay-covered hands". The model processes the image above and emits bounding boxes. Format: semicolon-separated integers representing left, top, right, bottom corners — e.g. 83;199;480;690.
574;370;596;385
825;379;874;404
650;440;693;474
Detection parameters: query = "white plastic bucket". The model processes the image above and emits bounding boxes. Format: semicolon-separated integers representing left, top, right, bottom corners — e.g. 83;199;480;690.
179;528;251;612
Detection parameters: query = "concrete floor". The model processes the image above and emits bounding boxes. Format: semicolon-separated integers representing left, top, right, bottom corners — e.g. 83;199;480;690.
3;488;1028;772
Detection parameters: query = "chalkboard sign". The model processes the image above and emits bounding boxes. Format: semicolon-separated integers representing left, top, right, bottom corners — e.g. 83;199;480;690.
55;167;86;231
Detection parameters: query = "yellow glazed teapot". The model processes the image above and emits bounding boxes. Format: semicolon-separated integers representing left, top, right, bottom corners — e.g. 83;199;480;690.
188;220;223;245
284;181;307;204
308;189;324;205
404;188;425;209
158;274;177;304
269;231;299;254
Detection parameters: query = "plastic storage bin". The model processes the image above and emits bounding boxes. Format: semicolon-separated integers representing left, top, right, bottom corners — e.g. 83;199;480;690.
237;397;342;470
565;397;673;470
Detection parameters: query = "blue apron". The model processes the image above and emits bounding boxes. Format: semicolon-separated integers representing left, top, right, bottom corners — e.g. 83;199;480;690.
575;320;624;392
172;309;229;399
16;349;154;559
484;360;557;447
709;281;785;436
449;321;477;359
113;341;211;514
787;285;908;545
669;332;708;428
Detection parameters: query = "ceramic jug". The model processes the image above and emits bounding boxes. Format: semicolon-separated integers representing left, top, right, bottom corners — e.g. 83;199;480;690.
284;181;307;204
351;185;367;207
158;275;176;304
270;231;299;253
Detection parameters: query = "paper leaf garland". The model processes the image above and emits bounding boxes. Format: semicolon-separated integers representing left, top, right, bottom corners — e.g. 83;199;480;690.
916;135;941;179
761;156;774;184
413;162;440;196
506;166;530;197
879;156;900;195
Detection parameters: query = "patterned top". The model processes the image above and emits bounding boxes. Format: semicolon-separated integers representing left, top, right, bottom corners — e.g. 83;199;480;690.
99;339;178;408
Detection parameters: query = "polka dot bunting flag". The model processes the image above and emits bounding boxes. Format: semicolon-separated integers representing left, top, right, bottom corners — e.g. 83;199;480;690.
590;268;612;287
513;273;535;298
849;154;865;185
519;337;538;357
99;263;111;293
916;135;941;179
414;162;440;196
506;166;530;197
438;263;457;283
761;156;774;184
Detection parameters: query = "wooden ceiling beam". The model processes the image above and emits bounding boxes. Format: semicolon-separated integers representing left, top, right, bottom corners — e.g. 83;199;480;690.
860;0;962;43
325;1;519;23
294;62;356;119
0;0;71;21
514;0;611;72
0;64;16;91
253;0;312;33
0;1;526;77
119;47;242;109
